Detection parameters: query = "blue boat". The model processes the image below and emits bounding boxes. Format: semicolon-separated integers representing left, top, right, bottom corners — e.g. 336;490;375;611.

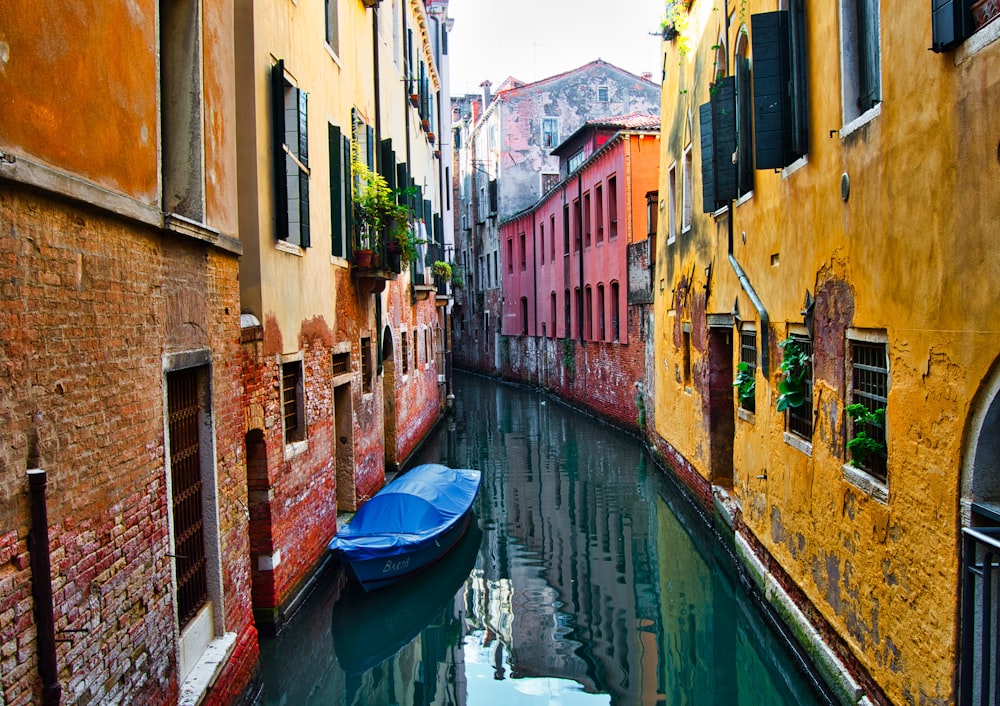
328;463;482;592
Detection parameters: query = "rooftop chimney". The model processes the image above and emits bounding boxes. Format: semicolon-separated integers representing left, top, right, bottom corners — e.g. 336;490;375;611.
480;80;492;111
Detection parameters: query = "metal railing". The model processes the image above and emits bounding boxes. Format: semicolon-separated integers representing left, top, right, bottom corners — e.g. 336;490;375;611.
962;525;1000;706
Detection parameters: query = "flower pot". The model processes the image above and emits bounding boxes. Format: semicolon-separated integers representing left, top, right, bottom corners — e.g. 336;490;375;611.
421;119;430;132
354;249;374;269
409;94;420;107
972;0;1000;29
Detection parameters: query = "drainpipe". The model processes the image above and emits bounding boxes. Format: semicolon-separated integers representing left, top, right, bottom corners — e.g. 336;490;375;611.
728;246;770;378
372;5;384;375
28;469;61;706
577;174;584;343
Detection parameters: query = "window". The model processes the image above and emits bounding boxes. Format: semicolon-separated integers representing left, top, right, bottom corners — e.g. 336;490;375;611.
932;0;999;50
739;328;757;413
542;173;560;193
575;288;583;339
608;176;618;239
507;237;514;273
520;297;529;335
848;336;888;481
584;286;593;340
610;281;620;342
540;222;545;265
271;61;310;247
329;123;351;258
735;37;754;198
563;205;570;255
564;288;571;338
751;6;809;169
567;150;585;174
840;0;881;125
331;351;351;375
597;284;606;341
550;215;556;260
785;335;813;440
682;145;693;232
402;330;410;374
667;163;677;244
542;118;559;148
281;360;306;443
598;85;609;102
550;292;557;336
699;77;738;212
682;325;692;387
413;331;419;368
595;184;604;243
325;0;339;55
519;232;526;271
573;199;581;252
361;336;373;393
583;192;592;247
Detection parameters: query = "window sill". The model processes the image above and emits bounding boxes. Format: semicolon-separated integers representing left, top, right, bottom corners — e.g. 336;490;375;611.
957;18;1000;61
276;240;305;257
839;103;882;139
325;43;342;68
734;190;754;208
782;155;809;178
841;464;888;504
737;408;755;423
783;432;812;457
178;632;238;706
283;438;309;461
331;256;349;268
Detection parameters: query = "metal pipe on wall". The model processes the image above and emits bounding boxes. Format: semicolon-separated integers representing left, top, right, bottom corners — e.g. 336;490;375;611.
28;468;61;706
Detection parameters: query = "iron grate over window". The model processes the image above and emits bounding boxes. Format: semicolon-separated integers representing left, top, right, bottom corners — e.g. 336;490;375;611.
361;337;373;393
787;336;813;440
850;340;888;481
167;368;208;628
740;330;757;413
331;352;350;376
282;362;304;443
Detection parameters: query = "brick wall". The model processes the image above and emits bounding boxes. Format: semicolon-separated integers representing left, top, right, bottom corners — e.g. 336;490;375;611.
0;186;255;704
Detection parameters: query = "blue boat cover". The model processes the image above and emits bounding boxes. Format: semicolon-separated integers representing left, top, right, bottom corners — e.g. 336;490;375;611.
328;464;481;561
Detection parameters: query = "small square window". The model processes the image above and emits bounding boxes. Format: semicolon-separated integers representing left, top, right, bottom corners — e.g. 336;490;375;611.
598;85;609;102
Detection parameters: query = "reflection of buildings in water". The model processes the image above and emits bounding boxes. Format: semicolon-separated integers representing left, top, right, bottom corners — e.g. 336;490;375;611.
462;379;663;705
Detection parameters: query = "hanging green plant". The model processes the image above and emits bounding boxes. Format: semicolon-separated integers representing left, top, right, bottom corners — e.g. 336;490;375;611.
776;338;810;412
733;361;755;402
432;260;452;281
352;156;422;266
845;403;886;468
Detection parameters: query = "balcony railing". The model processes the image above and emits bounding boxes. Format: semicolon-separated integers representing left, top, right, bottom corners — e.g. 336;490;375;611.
961;524;1000;706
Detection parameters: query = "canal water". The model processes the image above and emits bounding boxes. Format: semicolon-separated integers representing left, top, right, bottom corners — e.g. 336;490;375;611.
256;372;831;705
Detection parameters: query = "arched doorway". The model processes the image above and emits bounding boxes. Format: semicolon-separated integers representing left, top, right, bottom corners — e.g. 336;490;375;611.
382;325;398;471
959;358;1000;704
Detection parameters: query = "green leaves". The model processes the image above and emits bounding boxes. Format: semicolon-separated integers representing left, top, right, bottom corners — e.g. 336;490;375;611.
733;361;756;401
776;338;810;412
845;403;886;467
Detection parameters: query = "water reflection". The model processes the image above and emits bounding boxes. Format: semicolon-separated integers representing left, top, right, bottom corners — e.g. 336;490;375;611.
256;372;829;705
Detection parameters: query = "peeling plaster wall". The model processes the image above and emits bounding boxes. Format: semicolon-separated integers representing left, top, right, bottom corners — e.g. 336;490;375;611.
652;0;1000;703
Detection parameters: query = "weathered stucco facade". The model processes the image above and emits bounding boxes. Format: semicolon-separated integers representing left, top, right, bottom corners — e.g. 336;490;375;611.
652;0;1000;703
0;1;257;703
234;0;453;632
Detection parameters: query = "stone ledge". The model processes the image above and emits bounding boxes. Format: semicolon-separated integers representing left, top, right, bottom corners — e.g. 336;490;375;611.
178;631;237;706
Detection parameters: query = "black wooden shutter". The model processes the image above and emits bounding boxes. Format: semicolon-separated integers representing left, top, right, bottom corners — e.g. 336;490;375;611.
712;76;738;204
699;102;715;213
931;0;968;52
366;125;375;170
789;0;810;157
752;11;793;170
396;162;408;202
380;139;395;188
736;59;754;196
857;0;881;112
330;124;343;257
271;60;288;241
298;90;310;248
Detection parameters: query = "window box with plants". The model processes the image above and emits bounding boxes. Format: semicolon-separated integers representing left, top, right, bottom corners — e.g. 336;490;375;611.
352;156;419;275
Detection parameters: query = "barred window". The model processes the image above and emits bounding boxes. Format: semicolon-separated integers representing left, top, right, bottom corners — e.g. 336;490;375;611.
402;332;410;375
331;352;350;376
361;337;373;393
281;361;306;443
848;338;888;481
738;329;757;413
786;336;813;440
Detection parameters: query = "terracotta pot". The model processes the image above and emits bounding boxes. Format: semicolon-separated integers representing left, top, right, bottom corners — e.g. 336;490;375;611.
354;249;373;269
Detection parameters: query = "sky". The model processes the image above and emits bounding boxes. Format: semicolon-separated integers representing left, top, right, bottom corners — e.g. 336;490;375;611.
446;0;665;97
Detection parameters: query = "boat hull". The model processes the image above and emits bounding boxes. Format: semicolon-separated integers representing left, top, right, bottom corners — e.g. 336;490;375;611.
344;512;473;591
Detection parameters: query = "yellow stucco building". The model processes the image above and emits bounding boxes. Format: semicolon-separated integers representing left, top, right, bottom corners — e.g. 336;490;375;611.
652;0;1000;703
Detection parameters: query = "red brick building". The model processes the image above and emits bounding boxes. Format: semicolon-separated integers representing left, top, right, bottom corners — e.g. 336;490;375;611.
0;1;257;704
498;117;660;430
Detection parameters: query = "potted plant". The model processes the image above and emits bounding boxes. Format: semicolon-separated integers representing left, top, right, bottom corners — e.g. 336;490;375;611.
776;338;810;412
352;156;414;271
845;403;886;469
432;260;452;283
733;361;756;410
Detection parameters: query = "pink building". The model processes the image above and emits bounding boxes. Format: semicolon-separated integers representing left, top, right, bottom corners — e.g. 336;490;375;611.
499;116;660;429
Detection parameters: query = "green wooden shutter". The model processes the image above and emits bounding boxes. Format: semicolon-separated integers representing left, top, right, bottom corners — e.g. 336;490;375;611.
330;124;344;257
298;90;310;248
343;135;353;256
271;60;288;241
752;11;793;170
699;102;715;213
931;0;968;52
736;57;754;196
713;76;738;203
380;139;395;188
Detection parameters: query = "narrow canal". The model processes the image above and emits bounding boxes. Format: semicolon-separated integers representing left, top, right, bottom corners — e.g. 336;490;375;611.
256;371;832;705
